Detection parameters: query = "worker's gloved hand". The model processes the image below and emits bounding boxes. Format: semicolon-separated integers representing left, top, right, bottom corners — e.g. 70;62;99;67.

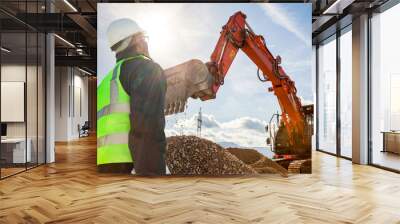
164;59;214;115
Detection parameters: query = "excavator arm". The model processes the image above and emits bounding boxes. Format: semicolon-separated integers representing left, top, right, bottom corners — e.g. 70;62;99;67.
163;11;308;153
203;11;306;146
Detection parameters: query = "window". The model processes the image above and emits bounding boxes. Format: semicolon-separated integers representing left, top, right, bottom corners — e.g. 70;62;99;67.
312;45;316;151
317;35;337;154
370;3;400;171
0;1;47;179
339;27;352;158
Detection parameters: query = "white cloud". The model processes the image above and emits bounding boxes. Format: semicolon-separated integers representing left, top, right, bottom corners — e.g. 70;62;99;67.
258;4;309;46
166;114;269;147
222;117;266;133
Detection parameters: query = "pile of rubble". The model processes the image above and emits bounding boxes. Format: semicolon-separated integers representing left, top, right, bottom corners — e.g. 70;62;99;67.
166;136;288;177
227;148;288;177
166;136;257;175
226;148;262;164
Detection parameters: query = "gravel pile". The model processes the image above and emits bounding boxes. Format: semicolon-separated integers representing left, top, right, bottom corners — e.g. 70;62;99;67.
166;136;288;177
166;136;257;175
226;148;262;164
251;157;288;177
227;147;288;177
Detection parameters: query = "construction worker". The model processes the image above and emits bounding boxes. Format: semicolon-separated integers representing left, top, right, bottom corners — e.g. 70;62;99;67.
97;18;167;175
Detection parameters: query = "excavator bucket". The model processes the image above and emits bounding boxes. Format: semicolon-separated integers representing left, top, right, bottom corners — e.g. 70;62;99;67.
164;59;214;115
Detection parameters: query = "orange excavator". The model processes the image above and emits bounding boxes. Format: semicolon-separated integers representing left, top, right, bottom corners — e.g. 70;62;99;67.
164;11;312;165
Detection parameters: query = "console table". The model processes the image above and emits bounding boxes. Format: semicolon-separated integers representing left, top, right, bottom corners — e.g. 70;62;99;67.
381;131;400;154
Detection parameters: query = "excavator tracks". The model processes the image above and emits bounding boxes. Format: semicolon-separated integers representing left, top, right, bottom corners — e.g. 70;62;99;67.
287;159;312;174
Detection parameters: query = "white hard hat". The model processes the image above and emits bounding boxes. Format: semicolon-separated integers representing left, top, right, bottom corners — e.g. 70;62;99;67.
106;18;145;48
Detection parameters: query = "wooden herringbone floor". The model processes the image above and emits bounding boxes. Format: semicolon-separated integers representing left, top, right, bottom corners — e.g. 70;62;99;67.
1;135;400;223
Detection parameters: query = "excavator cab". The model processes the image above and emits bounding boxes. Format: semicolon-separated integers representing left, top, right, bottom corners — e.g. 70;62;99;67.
273;105;313;159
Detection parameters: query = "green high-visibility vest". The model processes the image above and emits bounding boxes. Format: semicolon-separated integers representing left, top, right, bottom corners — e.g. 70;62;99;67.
97;55;150;165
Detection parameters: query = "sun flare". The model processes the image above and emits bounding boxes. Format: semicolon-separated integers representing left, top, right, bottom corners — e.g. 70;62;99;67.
138;11;175;63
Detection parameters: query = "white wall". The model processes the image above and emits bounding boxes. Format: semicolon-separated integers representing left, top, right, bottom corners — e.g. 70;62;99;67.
69;72;89;138
55;67;69;141
1;65;26;139
55;67;89;141
1;65;39;138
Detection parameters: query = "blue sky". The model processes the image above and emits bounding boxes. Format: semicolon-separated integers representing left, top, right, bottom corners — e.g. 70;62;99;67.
98;3;312;147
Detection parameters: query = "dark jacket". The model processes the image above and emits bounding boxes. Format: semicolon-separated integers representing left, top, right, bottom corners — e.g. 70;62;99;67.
117;47;167;176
